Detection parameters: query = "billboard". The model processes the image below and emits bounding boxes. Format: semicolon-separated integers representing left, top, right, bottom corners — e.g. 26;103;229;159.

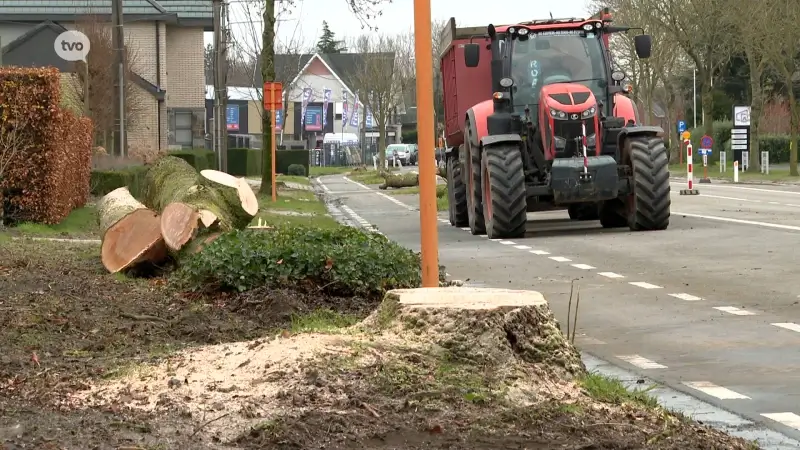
305;105;323;131
226;105;239;131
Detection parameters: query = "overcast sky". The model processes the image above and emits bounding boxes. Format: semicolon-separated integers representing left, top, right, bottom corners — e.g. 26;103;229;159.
211;0;594;53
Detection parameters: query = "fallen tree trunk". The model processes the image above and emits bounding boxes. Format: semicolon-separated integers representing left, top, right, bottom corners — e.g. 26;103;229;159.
379;172;419;190
97;187;167;273
200;170;259;220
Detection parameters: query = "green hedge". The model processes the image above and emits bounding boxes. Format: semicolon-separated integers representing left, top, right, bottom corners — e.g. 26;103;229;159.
684;121;793;164
276;149;309;176
228;147;262;177
90;165;149;199
170;149;218;171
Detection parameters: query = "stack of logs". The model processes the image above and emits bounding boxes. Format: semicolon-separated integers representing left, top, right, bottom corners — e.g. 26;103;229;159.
96;156;259;273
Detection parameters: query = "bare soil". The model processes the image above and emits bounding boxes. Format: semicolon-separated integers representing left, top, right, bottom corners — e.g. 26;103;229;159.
0;238;758;450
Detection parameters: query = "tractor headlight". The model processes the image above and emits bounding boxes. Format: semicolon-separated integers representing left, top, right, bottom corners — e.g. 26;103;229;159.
554;136;566;149
586;134;596;147
581;106;597;118
549;108;567;120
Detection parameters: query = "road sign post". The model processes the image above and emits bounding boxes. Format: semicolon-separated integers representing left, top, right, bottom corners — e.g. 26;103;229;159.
720;151;726;172
733;160;739;182
761;151;769;174
732;105;751;169
680;141;699;195
698;135;712;183
264;81;283;203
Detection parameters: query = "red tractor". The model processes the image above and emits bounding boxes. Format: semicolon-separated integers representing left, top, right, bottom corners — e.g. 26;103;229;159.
440;9;671;239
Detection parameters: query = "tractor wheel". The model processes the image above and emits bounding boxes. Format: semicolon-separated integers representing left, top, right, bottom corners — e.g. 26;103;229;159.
568;203;600;221
447;156;468;227
627;136;671;231
465;125;486;235
481;144;527;239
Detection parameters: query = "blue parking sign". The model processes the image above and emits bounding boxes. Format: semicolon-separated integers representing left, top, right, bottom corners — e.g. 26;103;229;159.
677;120;687;133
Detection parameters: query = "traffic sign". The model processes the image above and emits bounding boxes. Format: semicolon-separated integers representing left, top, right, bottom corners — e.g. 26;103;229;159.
263;81;283;111
681;130;691;140
701;135;713;149
677;120;687;133
698;148;712;156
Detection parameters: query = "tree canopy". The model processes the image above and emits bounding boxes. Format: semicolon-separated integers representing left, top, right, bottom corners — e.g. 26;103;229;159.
316;21;347;54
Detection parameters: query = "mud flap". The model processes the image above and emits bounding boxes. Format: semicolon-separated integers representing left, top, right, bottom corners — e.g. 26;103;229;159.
550;156;619;204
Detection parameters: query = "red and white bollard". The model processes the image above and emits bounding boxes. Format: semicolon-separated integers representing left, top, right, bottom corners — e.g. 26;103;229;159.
680;139;699;195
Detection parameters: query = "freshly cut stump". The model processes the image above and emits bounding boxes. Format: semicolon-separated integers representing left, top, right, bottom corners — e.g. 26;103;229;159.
160;202;201;251
180;231;222;256
200;169;258;216
97;187;167;273
379;172;419;189
364;287;584;377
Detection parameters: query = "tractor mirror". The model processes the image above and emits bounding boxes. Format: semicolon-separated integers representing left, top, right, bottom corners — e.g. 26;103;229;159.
634;34;652;59
464;43;480;67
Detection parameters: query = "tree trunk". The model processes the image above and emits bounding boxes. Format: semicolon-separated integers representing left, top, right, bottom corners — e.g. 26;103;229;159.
746;55;762;172
700;69;714;137
378;112;387;170
96;187;167;273
789;87;799;176
259;0;277;195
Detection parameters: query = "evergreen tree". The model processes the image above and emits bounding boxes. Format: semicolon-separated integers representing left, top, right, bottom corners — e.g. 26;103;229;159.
316;21;347;54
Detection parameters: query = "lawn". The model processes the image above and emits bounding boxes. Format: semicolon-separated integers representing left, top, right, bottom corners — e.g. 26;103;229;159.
9;204;98;238
670;162;800;183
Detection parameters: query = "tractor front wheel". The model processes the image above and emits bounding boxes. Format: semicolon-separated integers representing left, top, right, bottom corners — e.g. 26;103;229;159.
446;155;468;227
481;144;527;239
465;124;486;235
627;136;671;231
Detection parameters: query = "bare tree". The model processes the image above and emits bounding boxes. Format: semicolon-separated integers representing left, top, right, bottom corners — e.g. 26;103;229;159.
0;112;29;227
348;34;407;169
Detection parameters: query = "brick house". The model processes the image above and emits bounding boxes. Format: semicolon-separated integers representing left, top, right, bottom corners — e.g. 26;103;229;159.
0;0;211;152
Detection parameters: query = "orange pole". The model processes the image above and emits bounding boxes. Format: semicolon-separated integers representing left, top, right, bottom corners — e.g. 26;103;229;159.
270;85;277;203
413;0;439;287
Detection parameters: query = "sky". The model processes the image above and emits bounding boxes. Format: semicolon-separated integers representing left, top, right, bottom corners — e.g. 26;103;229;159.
209;0;595;54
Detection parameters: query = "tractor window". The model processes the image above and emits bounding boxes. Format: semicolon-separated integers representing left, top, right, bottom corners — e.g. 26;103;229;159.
510;31;607;107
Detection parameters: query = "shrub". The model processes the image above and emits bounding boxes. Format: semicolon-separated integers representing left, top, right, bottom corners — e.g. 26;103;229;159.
227;147;261;176
170;149;217;171
277;149;309;175
0;67;93;224
176;225;425;297
90;165;150;198
287;164;307;176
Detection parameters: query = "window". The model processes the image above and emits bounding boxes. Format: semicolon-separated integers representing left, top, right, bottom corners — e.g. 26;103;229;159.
175;112;193;145
169;108;206;148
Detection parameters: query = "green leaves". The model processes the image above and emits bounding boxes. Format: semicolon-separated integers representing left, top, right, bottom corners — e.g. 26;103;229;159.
175;224;425;298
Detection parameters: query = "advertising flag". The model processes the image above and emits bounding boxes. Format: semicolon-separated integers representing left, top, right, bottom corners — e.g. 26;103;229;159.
322;88;332;128
342;90;349;130
350;93;360;128
300;88;312;126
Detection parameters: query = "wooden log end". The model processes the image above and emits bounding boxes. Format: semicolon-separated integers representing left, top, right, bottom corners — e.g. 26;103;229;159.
235;178;259;216
160;202;201;251
101;209;168;273
199;209;218;227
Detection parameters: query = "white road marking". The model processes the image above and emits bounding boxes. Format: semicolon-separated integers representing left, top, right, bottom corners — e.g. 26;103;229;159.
489;238;503;242
771;323;800;333
529;250;550;255
575;335;606;345
549;256;571;262
598;272;625;279
668;293;703;301
617;355;667;369
762;412;800;430
696;193;761;203
768;201;781;205
342;176;416;211
674;211;800;232
571;263;595;270
629;281;662;289
499;240;516;245
690;184;800;196
460;227;470;231
513;245;531;250
683;382;750;400
340;205;383;235
713;306;756;316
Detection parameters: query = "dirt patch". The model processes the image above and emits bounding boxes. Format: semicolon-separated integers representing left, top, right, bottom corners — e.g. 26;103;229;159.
0;238;378;449
64;288;757;449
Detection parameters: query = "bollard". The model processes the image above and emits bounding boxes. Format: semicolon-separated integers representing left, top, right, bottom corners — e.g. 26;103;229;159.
699;152;711;183
720;151;726;172
680;142;700;195
761;151;769;174
734;161;739;182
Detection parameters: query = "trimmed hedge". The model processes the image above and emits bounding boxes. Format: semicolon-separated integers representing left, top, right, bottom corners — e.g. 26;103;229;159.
0;67;93;224
277;149;309;176
169;149;217;171
90;165;149;199
228;147;261;177
686;121;793;164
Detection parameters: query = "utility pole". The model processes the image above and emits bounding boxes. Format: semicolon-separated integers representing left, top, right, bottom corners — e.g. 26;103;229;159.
111;0;127;157
212;0;229;172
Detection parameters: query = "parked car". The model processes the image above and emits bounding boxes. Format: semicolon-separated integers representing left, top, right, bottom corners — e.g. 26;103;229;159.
408;144;419;165
385;143;414;165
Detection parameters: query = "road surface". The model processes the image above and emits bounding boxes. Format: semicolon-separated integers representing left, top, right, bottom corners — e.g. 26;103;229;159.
316;173;800;445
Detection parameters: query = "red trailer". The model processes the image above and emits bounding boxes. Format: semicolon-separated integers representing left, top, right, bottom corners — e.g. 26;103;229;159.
439;9;671;239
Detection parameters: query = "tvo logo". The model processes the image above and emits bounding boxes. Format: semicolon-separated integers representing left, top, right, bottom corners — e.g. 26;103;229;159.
54;30;91;62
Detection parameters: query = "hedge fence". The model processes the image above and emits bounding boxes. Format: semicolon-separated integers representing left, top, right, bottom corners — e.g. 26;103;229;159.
683;121;795;164
0;67;93;224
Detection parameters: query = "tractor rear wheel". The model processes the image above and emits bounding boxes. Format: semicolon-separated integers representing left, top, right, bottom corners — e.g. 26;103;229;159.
627;136;671;231
465;125;486;235
447;155;468;227
568;203;599;221
481;144;527;239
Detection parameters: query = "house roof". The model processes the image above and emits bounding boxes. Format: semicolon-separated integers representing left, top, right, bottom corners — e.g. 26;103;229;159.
0;0;211;28
206;85;260;102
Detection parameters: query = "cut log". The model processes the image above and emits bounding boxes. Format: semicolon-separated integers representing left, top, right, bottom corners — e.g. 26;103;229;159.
180;231;222;256
199;209;218;227
379;172;419;189
160;202;200;251
200;170;259;216
96;187;167;273
142;156;200;210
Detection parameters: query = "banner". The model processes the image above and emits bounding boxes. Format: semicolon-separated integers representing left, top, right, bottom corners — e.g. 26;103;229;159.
275;109;283;131
342;90;349;130
350;93;360;128
322;88;332;128
305;106;323;131
300;87;313;126
226;105;239;131
365;108;374;129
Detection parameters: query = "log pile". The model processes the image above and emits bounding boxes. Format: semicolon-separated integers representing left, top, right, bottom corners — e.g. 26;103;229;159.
96;156;259;273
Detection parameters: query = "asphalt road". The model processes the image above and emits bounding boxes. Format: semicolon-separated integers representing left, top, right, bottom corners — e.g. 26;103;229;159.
316;173;800;443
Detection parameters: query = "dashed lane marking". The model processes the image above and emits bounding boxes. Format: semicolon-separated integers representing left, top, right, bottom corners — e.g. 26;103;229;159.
673;211;800;232
342;176;416;211
668;293;703;301
340;205;383;235
513;245;532;250
771;323;800;333
713;306;756;316
598;272;625;279
762;412;800;430
683;382;750;400
529;250;550;255
498;240;516;245
617;355;667;369
629;281;663;290
571;263;595;270
549;256;571;262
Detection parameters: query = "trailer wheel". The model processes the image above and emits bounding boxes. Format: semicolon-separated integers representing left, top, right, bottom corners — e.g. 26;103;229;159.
481;144;527;239
627;136;671;231
447;156;468;227
568;203;600;221
465;124;486;235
